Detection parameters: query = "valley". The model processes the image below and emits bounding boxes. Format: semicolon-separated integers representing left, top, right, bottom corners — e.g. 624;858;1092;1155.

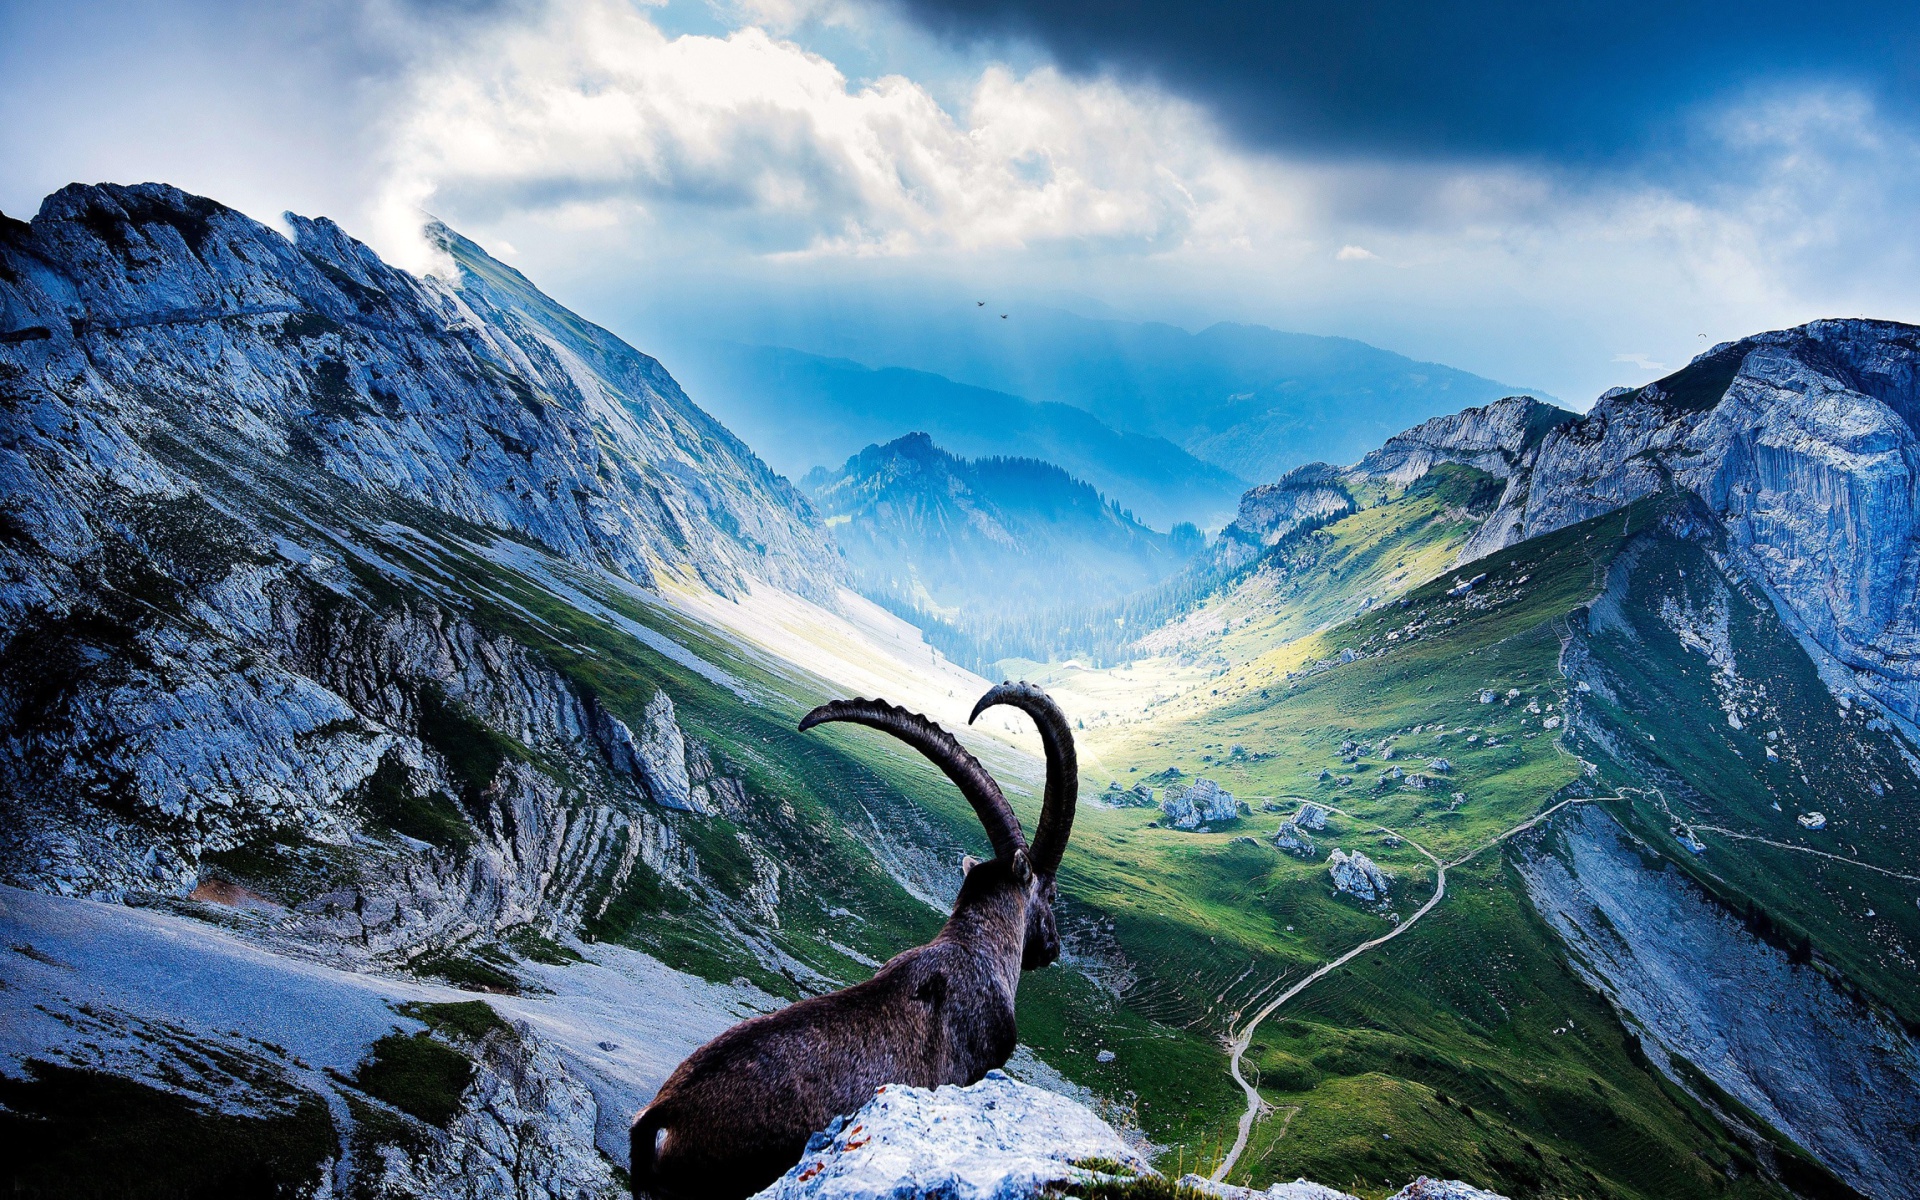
2;184;1917;1200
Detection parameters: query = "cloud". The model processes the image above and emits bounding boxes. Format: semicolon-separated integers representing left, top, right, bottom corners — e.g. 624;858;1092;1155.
356;0;1920;403
883;0;1920;162
11;0;1916;406
376;0;1271;265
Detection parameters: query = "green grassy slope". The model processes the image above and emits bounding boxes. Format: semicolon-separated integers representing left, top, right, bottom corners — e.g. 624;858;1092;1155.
1050;495;1911;1198
1559;507;1920;1026
1141;463;1502;671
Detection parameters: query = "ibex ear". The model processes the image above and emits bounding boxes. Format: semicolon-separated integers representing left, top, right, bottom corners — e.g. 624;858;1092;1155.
1011;848;1033;885
960;854;983;875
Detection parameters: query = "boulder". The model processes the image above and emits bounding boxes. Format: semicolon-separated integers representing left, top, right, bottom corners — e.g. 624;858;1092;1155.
1161;778;1238;830
1180;1174;1509;1200
1294;803;1330;831
753;1071;1146;1200
1329;849;1392;902
1272;821;1317;858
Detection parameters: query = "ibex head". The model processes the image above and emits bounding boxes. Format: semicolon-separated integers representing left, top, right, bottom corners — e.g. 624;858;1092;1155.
797;681;1077;971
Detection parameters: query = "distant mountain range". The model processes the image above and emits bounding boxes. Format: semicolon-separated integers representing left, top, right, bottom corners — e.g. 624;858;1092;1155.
666;306;1540;494
803;432;1202;624
664;342;1247;532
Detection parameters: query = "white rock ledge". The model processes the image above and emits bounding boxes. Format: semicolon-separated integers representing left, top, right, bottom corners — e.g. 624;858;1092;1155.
753;1072;1507;1200
753;1071;1146;1199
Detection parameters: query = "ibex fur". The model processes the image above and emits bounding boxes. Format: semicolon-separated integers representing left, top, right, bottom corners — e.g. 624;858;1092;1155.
630;682;1078;1200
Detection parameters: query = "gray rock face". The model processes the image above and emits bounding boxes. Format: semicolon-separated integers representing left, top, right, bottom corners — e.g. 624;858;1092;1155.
1327;849;1391;902
1453;321;1920;725
1214;464;1356;571
369;1019;623;1200
1293;803;1330;830
0;183;790;963
1160;778;1238;830
1515;806;1920;1198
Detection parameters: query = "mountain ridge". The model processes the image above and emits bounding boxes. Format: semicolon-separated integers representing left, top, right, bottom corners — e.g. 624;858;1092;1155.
680;303;1545;485
803;431;1202;628
663;340;1249;531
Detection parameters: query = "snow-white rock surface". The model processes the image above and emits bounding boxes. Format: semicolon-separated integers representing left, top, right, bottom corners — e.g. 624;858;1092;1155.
1515;806;1920;1198
747;1069;1506;1200
753;1071;1147;1200
1179;1175;1365;1199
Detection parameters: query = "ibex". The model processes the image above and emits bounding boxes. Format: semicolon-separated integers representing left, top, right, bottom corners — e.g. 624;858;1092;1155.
630;682;1078;1200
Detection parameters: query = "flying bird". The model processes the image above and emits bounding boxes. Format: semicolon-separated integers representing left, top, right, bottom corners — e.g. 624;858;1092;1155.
1000;314;1008;319
976;300;985;306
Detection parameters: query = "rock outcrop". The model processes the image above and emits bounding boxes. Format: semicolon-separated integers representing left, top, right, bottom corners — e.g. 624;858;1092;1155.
1160;778;1238;830
1352;395;1571;490
1328;849;1391;902
1442;321;1920;727
1182;1175;1508;1200
1213;464;1356;571
754;1073;1508;1200
1271;821;1316;857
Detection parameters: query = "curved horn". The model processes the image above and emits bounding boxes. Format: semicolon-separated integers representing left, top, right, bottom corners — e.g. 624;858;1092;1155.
970;682;1077;876
800;698;1026;862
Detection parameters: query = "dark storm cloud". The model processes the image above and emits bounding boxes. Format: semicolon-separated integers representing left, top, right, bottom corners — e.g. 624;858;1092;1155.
886;0;1920;161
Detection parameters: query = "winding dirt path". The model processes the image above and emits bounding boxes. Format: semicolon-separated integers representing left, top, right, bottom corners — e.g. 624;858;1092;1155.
1210;796;1596;1182
1624;785;1920;884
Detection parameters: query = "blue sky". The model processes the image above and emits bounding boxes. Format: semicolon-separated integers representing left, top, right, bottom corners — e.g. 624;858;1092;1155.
4;0;1919;406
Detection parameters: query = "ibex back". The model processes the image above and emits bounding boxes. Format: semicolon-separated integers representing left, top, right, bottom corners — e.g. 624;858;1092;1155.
631;683;1077;1200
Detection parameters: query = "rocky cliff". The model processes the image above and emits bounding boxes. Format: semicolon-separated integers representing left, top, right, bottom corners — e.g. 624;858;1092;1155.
1208;396;1570;575
0;184;849;968
1516;805;1920;1199
1450;322;1920;729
